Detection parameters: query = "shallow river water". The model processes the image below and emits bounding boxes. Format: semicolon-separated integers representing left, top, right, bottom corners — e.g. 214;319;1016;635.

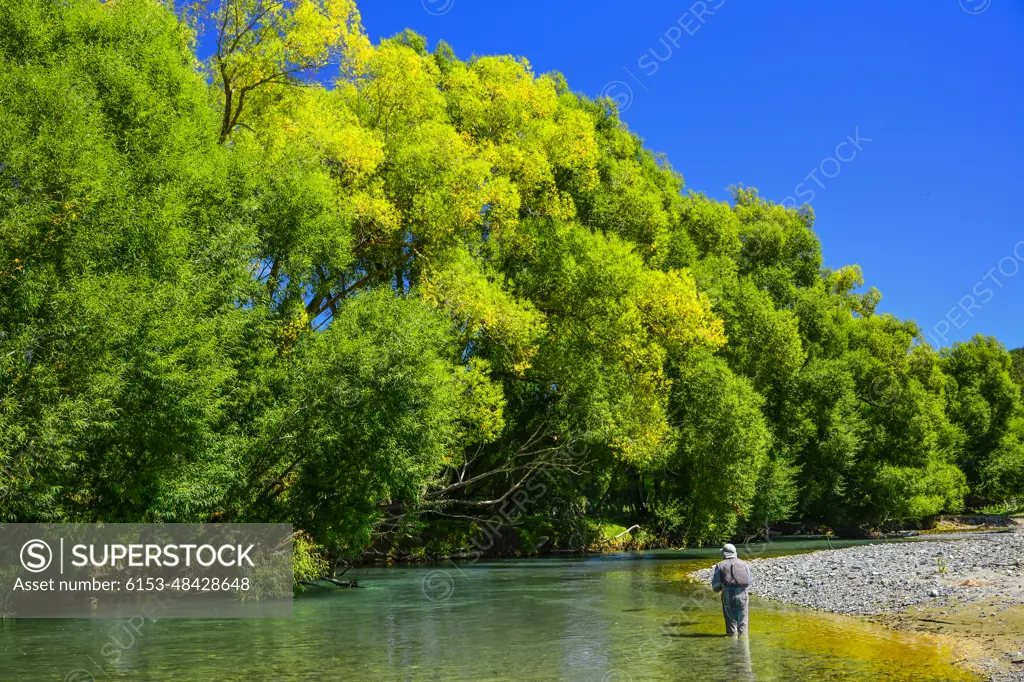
0;539;980;681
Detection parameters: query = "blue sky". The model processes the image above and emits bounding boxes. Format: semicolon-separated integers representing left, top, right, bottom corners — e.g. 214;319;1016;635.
357;1;1024;351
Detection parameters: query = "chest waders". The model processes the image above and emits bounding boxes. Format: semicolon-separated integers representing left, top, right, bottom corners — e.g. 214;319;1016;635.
716;558;750;635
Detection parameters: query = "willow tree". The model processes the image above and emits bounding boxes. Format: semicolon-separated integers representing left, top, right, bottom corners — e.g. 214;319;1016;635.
0;0;254;521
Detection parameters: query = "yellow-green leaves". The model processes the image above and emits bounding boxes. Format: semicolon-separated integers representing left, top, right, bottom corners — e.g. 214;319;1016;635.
636;269;726;356
210;0;369;142
289;0;365;64
421;251;545;377
451;358;507;448
346;39;445;139
678;192;742;260
384;121;491;249
443;56;558;142
512;222;727;468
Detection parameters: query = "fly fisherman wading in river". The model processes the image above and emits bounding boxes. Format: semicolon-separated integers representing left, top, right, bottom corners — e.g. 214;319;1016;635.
711;543;752;635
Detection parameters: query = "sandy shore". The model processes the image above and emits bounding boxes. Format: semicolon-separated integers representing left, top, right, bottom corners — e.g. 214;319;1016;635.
691;522;1024;682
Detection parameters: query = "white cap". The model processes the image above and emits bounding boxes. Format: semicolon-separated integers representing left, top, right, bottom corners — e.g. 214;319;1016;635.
721;543;737;558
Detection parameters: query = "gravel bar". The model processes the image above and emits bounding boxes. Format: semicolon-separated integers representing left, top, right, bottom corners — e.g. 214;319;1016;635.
691;526;1024;681
692;531;1023;616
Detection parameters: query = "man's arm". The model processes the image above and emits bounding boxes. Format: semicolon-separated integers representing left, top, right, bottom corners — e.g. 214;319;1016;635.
711;564;723;593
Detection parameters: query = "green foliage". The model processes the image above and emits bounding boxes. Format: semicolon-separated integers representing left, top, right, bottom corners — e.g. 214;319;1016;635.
749;454;801;534
1010;347;1024;397
243;290;461;552
978;415;1024;502
292;531;330;586
779;358;864;525
975;499;1024;517
2;0;1019;559
658;351;771;544
0;0;253;522
942;336;1024;501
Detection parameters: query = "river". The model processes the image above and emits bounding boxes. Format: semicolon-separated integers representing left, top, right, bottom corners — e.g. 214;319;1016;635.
0;539;980;681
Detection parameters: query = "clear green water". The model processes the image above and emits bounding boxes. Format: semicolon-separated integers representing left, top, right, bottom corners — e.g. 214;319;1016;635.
0;540;979;681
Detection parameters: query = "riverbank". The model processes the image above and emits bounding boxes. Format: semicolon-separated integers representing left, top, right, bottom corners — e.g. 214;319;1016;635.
691;521;1024;681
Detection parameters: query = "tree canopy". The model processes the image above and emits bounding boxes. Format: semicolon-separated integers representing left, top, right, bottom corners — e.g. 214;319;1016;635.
2;0;1021;560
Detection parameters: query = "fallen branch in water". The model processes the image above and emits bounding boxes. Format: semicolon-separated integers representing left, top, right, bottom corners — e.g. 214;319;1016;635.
301;576;360;588
601;525;640;544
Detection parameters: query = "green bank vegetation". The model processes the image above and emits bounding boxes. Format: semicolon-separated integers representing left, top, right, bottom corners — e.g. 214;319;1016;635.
2;0;1022;574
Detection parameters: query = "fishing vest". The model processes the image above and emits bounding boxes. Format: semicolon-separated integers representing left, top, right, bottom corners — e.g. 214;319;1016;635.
716;557;750;587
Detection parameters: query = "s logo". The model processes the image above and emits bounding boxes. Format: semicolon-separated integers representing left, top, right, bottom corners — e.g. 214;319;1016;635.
20;539;52;573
